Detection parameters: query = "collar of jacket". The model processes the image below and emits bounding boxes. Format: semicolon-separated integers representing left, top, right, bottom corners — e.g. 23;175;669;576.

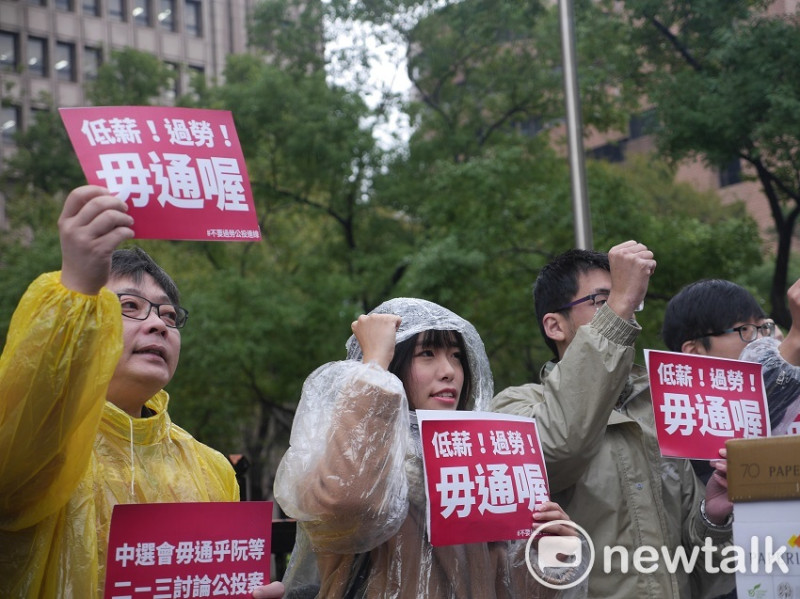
100;390;172;445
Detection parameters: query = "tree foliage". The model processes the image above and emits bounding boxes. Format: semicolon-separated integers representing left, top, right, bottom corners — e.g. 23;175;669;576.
160;30;399;496
2;108;84;194
85;47;175;106
373;138;763;387
613;0;800;327
0;0;769;502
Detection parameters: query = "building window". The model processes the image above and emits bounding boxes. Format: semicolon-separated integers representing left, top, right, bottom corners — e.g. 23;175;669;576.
54;0;74;11
160;61;178;103
132;0;150;26
187;63;204;82
83;46;102;80
514;117;543;138
109;0;126;21
719;158;742;188
185;0;202;37
82;0;101;17
0;32;18;72
183;64;204;99
629;108;658;140
30;106;49;123
55;41;76;81
1;105;19;144
158;0;175;31
27;36;47;77
588;142;625;163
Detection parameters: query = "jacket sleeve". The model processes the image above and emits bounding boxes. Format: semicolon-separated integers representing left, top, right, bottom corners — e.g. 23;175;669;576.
273;360;409;554
680;459;735;597
0;272;123;529
490;305;639;493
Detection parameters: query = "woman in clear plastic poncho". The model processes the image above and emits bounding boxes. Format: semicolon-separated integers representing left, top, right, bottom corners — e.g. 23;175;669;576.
274;298;584;599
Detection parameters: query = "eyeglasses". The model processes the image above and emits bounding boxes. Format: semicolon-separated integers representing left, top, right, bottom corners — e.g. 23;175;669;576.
705;322;775;343
117;293;189;329
556;292;610;312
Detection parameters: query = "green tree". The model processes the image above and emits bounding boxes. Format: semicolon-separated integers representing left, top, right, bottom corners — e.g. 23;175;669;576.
86;47;174;105
612;0;800;327
0;0;770;505
0;188;63;344
2;47;175;200
1;106;84;194
334;0;749;363
247;0;326;74
374;136;763;389
163;37;402;497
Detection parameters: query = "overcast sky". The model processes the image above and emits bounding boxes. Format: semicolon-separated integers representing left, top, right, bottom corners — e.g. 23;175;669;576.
325;17;413;150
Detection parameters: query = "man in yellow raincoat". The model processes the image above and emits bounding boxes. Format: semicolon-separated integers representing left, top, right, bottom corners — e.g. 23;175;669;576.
0;186;284;599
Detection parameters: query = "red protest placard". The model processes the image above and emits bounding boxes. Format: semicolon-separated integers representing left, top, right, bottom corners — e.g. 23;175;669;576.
787;413;800;436
645;349;771;460
103;501;272;599
59;106;260;242
417;410;549;547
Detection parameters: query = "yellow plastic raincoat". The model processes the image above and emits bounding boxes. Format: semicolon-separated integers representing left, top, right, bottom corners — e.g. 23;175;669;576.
0;272;239;598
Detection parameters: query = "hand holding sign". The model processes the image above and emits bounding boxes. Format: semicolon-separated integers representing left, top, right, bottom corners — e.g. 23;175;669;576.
251;581;285;598
104;502;274;599
645;349;770;460
58;185;134;295
59;106;260;242
532;501;576;537
417;410;550;546
704;448;733;526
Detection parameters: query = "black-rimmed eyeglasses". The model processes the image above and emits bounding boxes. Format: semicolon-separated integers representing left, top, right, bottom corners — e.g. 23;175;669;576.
117;293;189;329
705;322;775;343
556;292;610;312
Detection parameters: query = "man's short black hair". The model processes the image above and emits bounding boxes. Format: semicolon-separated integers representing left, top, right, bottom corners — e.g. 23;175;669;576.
110;247;180;305
661;279;766;352
533;249;610;358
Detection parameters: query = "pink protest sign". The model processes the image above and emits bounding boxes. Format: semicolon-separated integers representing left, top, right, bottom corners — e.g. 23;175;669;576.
417;410;549;547
59;106;260;242
645;349;770;459
103;501;272;599
785;412;800;436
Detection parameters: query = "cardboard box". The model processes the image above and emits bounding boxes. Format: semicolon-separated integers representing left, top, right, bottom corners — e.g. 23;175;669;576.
726;436;800;599
727;436;800;502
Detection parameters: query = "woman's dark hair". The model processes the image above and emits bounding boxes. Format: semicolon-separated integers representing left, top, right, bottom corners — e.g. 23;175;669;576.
388;330;472;411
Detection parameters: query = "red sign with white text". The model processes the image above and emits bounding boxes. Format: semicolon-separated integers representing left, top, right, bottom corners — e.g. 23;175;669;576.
59;106;260;242
786;412;800;436
645;349;770;459
103;501;272;599
417;410;549;547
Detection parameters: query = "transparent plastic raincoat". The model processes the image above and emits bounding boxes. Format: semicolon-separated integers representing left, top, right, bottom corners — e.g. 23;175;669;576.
740;336;800;434
0;272;239;598
274;298;580;599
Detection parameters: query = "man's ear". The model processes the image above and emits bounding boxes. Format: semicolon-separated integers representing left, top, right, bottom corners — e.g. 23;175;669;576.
681;339;704;355
542;312;569;343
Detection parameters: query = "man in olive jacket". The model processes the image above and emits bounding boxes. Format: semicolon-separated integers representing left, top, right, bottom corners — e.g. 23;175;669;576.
490;241;734;598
